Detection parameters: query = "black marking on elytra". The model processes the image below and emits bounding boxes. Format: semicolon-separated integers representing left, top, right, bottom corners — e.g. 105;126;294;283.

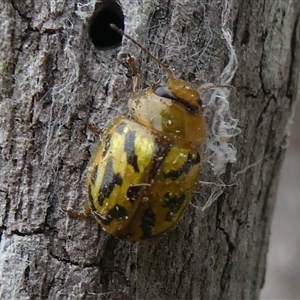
91;165;98;186
102;134;112;158
100;204;128;226
126;185;142;202
140;209;156;239
163;193;187;221
116;122;127;134
98;158;123;206
154;84;200;114
165;152;201;180
149;139;173;177
124;130;139;172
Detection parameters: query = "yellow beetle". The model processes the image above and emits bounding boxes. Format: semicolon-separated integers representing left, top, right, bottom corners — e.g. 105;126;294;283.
73;25;226;242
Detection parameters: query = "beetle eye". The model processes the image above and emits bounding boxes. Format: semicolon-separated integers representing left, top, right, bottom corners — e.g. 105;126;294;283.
154;85;177;100
153;84;200;114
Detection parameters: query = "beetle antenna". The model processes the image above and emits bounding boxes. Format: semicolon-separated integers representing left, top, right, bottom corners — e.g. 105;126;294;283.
110;24;174;79
198;84;234;94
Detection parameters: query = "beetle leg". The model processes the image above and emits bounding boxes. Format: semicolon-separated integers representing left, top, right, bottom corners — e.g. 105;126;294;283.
127;54;140;93
66;201;92;219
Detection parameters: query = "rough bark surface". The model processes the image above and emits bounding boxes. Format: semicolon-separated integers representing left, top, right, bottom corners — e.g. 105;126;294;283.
0;0;299;299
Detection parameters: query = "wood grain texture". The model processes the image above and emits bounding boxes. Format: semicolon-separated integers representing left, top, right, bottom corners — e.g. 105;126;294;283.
0;0;299;299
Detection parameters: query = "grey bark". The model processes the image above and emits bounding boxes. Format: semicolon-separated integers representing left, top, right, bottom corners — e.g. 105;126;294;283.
0;0;299;299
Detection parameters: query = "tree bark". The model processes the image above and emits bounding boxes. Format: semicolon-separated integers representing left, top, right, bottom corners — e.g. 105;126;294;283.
0;0;299;299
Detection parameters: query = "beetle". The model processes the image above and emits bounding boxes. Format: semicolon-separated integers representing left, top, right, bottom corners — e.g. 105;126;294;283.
69;24;228;242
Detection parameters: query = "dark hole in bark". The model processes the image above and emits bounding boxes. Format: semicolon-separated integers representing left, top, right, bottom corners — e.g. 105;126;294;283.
89;0;124;49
